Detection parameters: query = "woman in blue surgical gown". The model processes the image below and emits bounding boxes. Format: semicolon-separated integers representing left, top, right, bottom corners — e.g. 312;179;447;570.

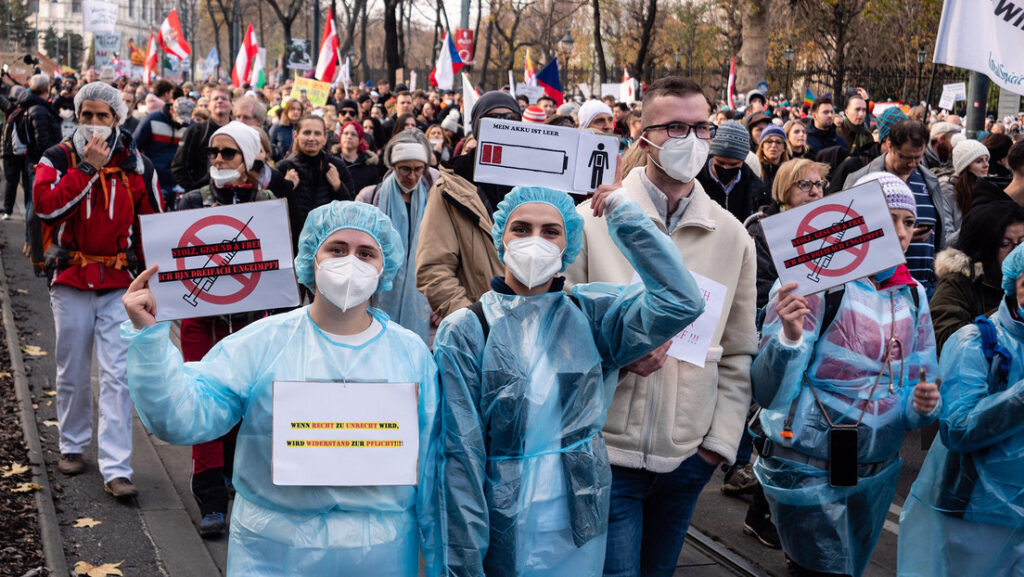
434;185;705;577
120;201;442;577
898;242;1024;577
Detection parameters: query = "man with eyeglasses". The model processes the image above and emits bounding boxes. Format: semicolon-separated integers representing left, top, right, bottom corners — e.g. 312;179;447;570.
846;120;949;294
566;76;757;577
416;91;522;319
697;120;769;223
232;94;268;130
33;82;163;500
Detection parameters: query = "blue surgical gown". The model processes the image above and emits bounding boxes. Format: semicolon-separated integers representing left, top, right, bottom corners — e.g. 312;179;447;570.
898;300;1024;576
121;307;442;577
434;200;706;577
751;278;940;577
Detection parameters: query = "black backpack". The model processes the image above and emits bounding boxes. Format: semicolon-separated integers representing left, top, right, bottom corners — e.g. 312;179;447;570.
1;106;29;157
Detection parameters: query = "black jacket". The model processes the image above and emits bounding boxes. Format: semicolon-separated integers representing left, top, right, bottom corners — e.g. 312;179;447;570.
805;122;848;157
18;91;61;164
170;119;225;192
342;150;383;195
276;151;355;246
696;161;768;224
745;203;782;310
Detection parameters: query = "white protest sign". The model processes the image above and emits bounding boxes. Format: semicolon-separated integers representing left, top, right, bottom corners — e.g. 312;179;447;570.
272;381;420;486
632;271;726;367
139;199;300;321
934;0;1024;97
93;32;121;69
760;181;905;296
82;0;119;34
474;118;618;195
937;82;967;110
514;83;546;103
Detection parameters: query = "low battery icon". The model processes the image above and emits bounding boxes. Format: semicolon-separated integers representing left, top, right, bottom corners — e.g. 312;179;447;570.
479;142;570;174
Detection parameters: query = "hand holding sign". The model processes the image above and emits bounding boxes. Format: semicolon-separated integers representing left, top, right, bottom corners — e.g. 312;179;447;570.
775;282;810;342
913;368;941;414
591;161;623;218
123;265;160;330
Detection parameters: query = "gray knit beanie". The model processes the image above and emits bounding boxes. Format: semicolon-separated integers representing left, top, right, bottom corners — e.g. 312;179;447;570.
709;120;750;160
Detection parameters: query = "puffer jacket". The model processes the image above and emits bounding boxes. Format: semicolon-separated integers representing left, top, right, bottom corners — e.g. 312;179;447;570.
566;168;758;471
18;91;61;164
342;150;383;194
930;248;1004;354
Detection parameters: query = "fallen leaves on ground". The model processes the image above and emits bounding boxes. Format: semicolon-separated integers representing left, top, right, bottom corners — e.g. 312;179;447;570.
72;517;102;528
2;462;29;478
11;482;41;493
41;421;58;428
20;345;47;357
43;391;56;397
14;289;29;294
73;561;124;576
0;371;10;378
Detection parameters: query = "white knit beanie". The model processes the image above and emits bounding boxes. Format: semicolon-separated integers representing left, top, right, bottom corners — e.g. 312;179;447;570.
390;142;429;165
211;121;262;170
952;139;990;176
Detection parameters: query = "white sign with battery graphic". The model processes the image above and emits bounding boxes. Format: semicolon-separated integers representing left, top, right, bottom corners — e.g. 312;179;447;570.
473;118;618;195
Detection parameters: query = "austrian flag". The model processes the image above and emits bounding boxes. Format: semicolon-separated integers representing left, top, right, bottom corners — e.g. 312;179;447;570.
156;9;191;60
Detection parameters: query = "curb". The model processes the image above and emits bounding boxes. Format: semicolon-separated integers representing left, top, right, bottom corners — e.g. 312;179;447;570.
0;251;70;577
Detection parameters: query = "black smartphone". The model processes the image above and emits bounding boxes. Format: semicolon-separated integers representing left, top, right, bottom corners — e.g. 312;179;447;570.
829;428;859;487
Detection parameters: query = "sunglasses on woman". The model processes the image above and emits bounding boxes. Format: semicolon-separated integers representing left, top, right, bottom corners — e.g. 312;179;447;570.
206;147;241;161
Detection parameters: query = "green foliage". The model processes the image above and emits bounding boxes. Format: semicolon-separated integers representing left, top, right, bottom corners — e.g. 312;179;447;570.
42;26;84;70
0;0;35;52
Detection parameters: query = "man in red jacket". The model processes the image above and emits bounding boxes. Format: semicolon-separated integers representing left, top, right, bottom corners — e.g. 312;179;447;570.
33;82;162;499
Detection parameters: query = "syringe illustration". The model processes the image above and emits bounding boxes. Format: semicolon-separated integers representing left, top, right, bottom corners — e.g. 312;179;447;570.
183;216;254;306
807;200;854;283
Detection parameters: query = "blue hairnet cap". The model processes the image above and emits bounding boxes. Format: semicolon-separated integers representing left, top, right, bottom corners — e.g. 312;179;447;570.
294;201;405;293
491;187;583;272
1001;242;1024;295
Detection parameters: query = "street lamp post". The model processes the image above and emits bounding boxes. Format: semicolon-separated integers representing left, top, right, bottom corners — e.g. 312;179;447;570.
916;50;928;104
560;31;574;96
784;46;795;104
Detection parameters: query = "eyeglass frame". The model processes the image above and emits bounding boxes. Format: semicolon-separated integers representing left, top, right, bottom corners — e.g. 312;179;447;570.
794;179;829;192
640;120;717;140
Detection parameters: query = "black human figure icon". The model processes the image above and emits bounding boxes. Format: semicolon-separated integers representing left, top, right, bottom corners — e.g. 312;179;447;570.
589;143;609;189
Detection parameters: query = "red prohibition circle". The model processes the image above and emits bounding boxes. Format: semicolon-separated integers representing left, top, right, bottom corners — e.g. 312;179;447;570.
174;215;263;305
794;204;870;278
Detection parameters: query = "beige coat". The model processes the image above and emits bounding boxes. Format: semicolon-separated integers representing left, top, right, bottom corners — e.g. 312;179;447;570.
415;166;504;318
566;167;757;472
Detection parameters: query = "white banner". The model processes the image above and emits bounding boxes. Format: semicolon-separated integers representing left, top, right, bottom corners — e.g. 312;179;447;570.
938;82;967;110
934;0;1024;97
93;32;121;69
82;0;119;34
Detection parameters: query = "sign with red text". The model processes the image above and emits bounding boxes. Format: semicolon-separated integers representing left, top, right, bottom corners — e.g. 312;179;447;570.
139;199;299;321
272;381;420;486
760;181;904;296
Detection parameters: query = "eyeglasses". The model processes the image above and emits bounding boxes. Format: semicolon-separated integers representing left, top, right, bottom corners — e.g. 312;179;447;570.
396;165;425;176
340;109;357;118
762;138;786;146
999;238;1024;249
891;148;925;164
485;112;519;120
642;121;717;140
795;179;829;192
205;147;241;161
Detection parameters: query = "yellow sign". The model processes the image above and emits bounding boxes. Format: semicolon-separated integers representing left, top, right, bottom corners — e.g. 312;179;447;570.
291;77;331;107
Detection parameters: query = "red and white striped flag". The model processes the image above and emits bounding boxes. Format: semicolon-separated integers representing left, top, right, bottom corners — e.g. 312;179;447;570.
314;8;339;82
156;9;191;61
232;24;258;87
143;31;159;86
727;58;736;109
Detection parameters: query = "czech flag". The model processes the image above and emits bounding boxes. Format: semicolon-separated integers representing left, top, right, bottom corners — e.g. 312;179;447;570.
535;57;563;106
429;30;465;90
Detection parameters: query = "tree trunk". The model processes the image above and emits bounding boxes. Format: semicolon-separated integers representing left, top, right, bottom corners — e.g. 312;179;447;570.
384;0;401;86
632;0;657;81
737;0;769;94
480;17;494;89
359;0;369;80
592;0;607;83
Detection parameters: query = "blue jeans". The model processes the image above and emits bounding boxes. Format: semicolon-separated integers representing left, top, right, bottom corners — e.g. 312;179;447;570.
603;454;718;577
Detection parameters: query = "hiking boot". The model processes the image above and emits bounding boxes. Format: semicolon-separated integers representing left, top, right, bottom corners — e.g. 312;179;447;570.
199;512;227;537
721;462;758;496
58;453;85;476
743;510;781;549
104;477;139;499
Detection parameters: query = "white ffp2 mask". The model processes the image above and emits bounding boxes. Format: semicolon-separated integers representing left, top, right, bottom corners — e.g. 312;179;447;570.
642;133;709;183
77;124;113;142
315;255;381;311
503;236;564;289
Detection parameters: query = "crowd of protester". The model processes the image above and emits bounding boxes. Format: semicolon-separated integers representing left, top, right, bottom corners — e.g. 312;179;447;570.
1;63;1022;577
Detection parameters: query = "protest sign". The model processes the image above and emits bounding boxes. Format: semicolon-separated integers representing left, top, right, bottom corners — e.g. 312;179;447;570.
632;271;726;367
286;38;312;70
514;84;545;103
474;118;618;195
82;0;119;34
292;77;331;106
93;32;121;69
139;199;299;321
760;181;904;296
272;381;420;486
934;0;1024;97
937;82;967;110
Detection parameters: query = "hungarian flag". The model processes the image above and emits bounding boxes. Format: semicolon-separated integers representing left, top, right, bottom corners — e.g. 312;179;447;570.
314;8;339;82
252;48;267;89
524;48;536;87
534;57;563;106
156;9;190;61
429;30;465;90
727;58;736;109
143;31;159;86
232;23;258;87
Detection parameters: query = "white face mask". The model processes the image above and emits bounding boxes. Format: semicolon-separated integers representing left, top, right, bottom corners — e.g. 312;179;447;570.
504;236;565;289
642;133;709;183
429;138;443;147
78;124;113;142
209;166;243;188
315;255;381;312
